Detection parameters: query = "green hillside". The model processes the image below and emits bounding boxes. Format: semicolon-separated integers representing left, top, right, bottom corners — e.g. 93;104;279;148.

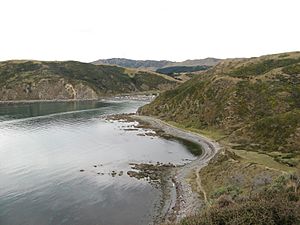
92;58;171;70
140;51;300;158
0;60;178;101
92;57;220;71
156;65;211;75
140;51;300;224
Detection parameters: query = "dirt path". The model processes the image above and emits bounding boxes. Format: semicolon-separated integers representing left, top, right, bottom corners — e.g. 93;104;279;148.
132;115;220;223
195;167;210;206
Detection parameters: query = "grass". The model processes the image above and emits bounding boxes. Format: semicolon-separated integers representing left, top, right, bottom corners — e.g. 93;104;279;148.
0;60;179;101
228;57;300;78
164;119;298;203
138;52;300;225
140;53;300;168
156;65;211;75
282;63;300;75
231;149;297;173
166;118;298;173
180;189;300;225
168;136;204;156
180;155;300;225
166;120;226;141
124;67;178;81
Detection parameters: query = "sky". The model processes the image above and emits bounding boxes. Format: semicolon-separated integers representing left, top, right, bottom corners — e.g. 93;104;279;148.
0;0;299;62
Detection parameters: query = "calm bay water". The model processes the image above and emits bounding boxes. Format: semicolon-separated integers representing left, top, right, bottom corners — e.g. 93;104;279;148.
0;100;196;225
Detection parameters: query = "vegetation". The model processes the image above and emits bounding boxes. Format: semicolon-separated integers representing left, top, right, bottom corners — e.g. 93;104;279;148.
156;66;211;75
180;190;300;225
228;57;300;78
92;58;220;71
168;139;300;225
232;110;300;154
282;63;300;75
139;52;300;224
140;52;300;162
178;149;300;225
0;60;179;100
92;58;171;70
169;136;203;156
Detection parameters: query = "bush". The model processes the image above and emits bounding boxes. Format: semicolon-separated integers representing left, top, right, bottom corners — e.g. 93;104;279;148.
211;185;241;199
229;58;300;78
180;192;300;225
282;64;300;75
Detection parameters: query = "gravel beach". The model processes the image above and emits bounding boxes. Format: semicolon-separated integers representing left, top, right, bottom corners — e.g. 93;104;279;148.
133;115;221;223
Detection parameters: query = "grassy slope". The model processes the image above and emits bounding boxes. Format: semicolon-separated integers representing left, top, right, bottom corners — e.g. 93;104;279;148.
92;58;221;71
140;52;300;224
140;51;300;162
0;60;179;100
156;65;211;75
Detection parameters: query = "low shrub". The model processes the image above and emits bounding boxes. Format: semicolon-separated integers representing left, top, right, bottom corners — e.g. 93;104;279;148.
180;192;300;225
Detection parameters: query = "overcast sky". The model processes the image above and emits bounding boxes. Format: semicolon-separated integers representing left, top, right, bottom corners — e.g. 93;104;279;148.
0;0;299;62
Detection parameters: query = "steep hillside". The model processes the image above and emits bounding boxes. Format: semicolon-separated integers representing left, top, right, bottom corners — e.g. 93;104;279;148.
92;57;221;71
0;60;178;101
140;52;300;159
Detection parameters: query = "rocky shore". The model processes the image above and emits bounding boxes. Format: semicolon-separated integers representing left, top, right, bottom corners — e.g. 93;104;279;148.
133;116;220;223
107;113;220;224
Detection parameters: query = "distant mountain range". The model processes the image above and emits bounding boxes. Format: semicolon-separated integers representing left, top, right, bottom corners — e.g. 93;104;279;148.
91;58;221;72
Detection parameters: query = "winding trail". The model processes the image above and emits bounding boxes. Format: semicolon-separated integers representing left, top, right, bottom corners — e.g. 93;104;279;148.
133;115;220;223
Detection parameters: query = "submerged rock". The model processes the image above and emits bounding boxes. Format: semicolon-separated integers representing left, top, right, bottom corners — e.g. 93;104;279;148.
127;162;176;186
111;171;117;177
127;171;140;178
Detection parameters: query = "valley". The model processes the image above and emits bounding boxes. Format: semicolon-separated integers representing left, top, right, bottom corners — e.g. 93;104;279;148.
0;51;300;225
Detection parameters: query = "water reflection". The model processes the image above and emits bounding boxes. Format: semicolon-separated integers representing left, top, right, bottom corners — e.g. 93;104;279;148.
0;101;113;121
0;100;195;225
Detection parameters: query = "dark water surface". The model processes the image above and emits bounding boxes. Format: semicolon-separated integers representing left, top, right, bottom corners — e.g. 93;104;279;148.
0;100;196;225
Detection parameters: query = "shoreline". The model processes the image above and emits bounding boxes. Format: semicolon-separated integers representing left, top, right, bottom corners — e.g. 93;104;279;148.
1;100;220;224
131;115;220;224
0;93;157;105
0;98;100;104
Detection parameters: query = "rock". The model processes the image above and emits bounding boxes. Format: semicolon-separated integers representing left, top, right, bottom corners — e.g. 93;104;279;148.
127;171;139;178
111;171;117;177
127;162;176;186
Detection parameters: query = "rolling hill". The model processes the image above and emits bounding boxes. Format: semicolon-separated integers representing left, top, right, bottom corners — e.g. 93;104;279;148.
140;51;300;225
0;60;179;101
156;65;211;76
140;51;300;160
91;57;221;72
